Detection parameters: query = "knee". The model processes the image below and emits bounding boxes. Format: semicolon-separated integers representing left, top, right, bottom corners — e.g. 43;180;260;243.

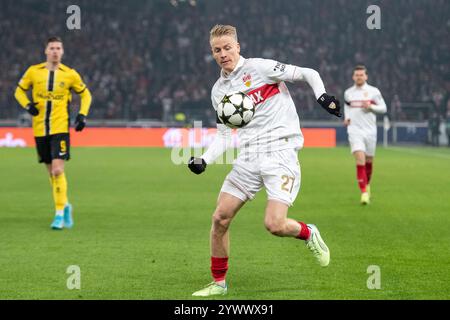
212;207;233;231
355;156;365;165
354;152;366;165
51;166;64;177
264;218;285;237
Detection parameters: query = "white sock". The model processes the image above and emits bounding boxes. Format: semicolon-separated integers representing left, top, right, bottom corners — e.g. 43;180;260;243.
55;210;64;217
215;280;226;287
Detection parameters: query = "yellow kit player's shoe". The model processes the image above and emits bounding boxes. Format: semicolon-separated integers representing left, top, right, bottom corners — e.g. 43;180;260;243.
63;203;73;229
361;192;370;205
192;282;227;297
305;224;330;267
50;215;64;230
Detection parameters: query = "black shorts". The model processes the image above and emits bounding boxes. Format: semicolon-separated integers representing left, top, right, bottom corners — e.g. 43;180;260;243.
35;133;71;164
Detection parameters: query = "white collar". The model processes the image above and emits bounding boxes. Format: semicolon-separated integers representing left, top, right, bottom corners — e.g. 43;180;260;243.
221;56;245;79
355;83;368;90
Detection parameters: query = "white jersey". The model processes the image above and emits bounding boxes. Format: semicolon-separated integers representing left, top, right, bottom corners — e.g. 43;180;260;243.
211;56;304;153
344;83;387;136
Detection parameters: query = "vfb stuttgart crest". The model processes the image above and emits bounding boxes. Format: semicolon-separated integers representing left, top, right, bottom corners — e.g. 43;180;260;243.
242;73;252;87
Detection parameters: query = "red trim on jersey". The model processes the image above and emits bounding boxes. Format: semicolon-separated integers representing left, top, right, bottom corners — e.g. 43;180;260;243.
246;83;280;105
349;100;377;108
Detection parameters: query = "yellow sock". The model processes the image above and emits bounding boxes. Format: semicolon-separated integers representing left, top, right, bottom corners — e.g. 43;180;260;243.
52;173;68;211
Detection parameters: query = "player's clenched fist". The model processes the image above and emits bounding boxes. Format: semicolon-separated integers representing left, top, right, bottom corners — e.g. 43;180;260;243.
188;157;207;175
75;114;86;131
317;93;342;117
26;102;39;116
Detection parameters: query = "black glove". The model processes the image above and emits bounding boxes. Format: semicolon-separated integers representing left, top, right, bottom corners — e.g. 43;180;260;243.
75;114;86;131
317;93;342;117
188;157;207;175
26;102;39;116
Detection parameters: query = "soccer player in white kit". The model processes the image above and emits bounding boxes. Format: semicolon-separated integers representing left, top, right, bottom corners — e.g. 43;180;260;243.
344;65;387;204
188;25;342;297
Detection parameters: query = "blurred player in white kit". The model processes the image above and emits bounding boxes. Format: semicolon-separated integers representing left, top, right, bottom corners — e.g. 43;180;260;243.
187;24;342;297
344;65;387;205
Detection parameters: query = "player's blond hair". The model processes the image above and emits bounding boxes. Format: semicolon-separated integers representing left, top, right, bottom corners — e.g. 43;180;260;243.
209;24;238;42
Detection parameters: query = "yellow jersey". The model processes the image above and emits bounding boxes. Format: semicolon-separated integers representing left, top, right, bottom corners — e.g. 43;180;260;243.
14;62;92;137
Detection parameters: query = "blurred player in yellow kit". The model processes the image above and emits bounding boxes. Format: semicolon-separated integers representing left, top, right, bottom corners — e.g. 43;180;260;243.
14;37;92;230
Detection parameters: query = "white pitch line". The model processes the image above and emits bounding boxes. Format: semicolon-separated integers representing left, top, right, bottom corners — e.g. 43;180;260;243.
387;147;450;160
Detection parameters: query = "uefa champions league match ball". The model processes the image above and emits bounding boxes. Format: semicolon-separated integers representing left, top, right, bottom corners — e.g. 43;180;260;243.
217;92;255;128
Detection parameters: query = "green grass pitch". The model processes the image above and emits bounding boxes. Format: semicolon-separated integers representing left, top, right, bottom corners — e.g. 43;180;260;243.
0;146;449;299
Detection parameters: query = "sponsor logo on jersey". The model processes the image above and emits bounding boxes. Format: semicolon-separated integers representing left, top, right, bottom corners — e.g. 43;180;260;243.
273;62;286;72
246;83;280;105
36;92;65;100
242;73;252;87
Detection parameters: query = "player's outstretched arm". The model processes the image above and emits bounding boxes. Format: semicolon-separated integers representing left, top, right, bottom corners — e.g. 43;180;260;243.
250;59;341;117
294;67;342;117
317;93;342;117
188;123;232;175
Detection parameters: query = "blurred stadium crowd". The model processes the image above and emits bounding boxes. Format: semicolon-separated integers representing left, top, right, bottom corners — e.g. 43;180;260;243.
0;0;449;126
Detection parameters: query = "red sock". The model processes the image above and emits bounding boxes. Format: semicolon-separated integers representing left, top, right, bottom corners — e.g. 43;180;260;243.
211;256;228;282
357;165;367;193
366;162;373;185
296;221;311;240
